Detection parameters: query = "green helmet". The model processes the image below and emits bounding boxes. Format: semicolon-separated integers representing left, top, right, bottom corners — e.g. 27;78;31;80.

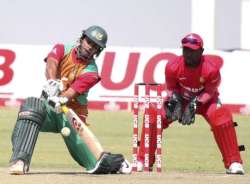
82;25;108;48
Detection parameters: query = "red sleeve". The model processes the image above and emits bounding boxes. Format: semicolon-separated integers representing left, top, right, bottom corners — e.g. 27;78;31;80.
71;72;101;94
197;70;221;104
197;56;223;104
165;59;181;99
45;43;65;63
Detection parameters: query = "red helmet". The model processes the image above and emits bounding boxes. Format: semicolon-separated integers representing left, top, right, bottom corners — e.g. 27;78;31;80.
181;33;203;50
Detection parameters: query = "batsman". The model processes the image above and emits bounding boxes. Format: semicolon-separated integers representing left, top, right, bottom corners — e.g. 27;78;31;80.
137;33;245;174
9;25;131;175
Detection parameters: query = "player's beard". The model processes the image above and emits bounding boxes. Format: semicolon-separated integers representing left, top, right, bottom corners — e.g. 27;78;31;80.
76;46;94;61
184;57;201;68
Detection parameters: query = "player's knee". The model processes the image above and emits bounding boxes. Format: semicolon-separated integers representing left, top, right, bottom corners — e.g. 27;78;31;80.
209;107;233;127
10;97;46;165
18;97;46;126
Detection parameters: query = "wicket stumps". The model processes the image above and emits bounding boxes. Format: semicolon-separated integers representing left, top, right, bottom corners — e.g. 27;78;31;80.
132;83;163;173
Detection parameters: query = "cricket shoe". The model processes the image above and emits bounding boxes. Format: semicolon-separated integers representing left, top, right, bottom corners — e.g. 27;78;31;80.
226;162;244;175
9;160;28;175
119;159;132;174
137;161;153;172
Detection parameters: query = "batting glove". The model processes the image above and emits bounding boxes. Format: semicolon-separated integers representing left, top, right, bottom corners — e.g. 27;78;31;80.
42;79;63;98
48;96;68;113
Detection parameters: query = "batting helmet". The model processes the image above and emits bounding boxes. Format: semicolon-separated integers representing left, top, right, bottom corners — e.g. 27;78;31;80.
81;25;108;49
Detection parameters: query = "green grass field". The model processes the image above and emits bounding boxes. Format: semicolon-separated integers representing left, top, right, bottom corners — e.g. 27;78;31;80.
0;107;249;183
0;108;250;172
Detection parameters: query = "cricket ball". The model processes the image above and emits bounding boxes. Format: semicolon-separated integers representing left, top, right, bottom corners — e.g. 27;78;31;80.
61;127;71;137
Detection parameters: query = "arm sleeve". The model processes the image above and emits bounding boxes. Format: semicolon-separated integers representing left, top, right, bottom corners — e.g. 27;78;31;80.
165;61;180;99
197;70;221;104
45;44;65;63
71;72;101;94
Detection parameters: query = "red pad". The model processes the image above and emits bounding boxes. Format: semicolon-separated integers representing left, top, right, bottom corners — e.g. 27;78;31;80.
209;107;242;168
138;105;159;167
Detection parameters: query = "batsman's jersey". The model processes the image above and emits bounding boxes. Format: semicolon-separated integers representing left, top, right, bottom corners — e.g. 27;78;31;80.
165;55;223;104
48;44;99;119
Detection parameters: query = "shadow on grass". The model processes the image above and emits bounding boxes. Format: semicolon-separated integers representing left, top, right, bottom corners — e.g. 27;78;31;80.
27;171;86;175
27;171;118;176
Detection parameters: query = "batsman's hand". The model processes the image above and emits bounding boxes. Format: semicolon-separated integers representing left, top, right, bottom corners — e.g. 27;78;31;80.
48;96;68;113
42;79;63;98
180;97;198;125
164;92;183;122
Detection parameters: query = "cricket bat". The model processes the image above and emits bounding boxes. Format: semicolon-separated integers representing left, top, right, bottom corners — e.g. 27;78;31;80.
61;105;104;160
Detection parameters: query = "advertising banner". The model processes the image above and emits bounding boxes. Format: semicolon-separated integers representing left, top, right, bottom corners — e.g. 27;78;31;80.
1;44;250;113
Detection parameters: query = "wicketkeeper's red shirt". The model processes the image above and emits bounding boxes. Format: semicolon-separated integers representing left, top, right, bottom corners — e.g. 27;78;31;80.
165;55;223;104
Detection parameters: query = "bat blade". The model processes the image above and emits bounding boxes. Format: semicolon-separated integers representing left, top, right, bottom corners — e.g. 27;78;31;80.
62;106;104;160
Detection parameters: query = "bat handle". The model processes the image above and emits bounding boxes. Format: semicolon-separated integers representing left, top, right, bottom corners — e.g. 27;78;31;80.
61;105;69;113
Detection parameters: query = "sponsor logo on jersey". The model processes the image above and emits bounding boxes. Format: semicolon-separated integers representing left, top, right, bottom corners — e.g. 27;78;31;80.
178;77;186;81
199;77;205;83
180;83;204;93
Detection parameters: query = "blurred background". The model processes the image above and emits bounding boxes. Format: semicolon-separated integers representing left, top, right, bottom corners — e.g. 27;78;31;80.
0;0;249;50
0;0;250;111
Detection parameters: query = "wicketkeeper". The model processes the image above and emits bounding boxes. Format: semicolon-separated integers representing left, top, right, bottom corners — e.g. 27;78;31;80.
9;25;132;175
137;33;245;174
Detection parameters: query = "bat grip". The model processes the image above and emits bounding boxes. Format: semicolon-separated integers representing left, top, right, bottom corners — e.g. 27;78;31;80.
61;105;69;113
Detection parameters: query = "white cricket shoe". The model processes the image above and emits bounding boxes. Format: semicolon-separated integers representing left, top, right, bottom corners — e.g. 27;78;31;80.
119;159;132;174
137;161;144;172
9;160;27;175
226;162;244;175
136;161;153;172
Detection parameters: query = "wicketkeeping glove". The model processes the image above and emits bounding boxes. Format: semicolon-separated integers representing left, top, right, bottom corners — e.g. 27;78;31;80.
164;92;183;122
180;97;198;125
48;96;68;113
42;79;63;98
